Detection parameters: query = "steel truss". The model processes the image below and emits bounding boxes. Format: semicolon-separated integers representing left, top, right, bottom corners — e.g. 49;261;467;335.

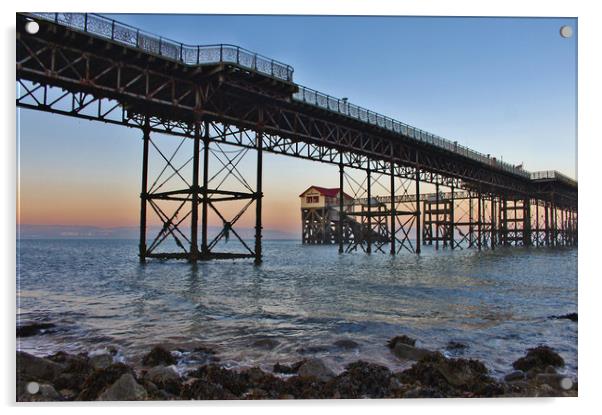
138;117;263;262
16;21;544;196
16;15;577;261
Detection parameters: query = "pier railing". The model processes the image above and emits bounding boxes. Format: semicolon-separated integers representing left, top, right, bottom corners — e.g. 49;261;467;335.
29;12;294;82
28;13;572;184
530;170;577;187
293;86;531;179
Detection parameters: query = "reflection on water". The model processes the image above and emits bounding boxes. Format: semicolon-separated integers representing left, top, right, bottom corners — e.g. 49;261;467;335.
17;239;577;378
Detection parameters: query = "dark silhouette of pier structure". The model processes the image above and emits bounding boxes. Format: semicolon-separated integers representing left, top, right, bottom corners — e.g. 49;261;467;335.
16;13;578;263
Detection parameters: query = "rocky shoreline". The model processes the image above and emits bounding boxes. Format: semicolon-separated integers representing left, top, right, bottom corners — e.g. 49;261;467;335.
17;334;578;401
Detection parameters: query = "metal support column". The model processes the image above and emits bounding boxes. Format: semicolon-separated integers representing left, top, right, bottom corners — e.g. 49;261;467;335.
415;164;421;254
435;183;440;250
561;208;565;246
189;121;201;261
544;201;550;247
339;159;345;254
535;199;540;247
491;195;496;250
201;121;210;256
500;196;506;246
450;184;455;249
390;163;396;255
523;198;531;247
139;115;150;262
254;130;263;265
468;193;474;248
551;200;556;247
366;168;372;254
477;191;482;250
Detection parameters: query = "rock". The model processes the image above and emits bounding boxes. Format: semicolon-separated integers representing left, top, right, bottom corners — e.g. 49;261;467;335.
333;339;359;349
59;388;78;400
19;383;62;402
330;361;392;398
403;386;445;398
550;313;577;322
297;358;336;382
390;342;434;361
387;335;417;348
47;352;94;391
273;360;306;374
241;367;269;383
144;365;181;395
77;363;132;400
183;364;249;399
17;351;64;383
244;387;269;399
504;370;525;382
446;341;468;351
398;352;503;397
251;338;279;350
17;322;56;337
142;346;176;367
535;383;557;397
534;373;565;389
98;373;148;401
89;353;113;370
512;346;565;373
281;375;329;399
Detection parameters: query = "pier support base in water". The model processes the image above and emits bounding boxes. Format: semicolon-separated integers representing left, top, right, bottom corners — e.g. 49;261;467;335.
138;118;263;263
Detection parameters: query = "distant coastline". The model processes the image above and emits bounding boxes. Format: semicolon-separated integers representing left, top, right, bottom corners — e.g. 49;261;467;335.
17;224;299;240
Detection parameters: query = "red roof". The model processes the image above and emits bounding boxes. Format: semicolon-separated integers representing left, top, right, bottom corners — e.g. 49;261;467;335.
299;186;353;199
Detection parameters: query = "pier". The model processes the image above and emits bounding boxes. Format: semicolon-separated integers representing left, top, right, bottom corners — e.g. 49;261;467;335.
16;13;578;263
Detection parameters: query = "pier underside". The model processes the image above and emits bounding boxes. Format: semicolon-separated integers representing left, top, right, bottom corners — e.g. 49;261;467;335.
16;13;578;262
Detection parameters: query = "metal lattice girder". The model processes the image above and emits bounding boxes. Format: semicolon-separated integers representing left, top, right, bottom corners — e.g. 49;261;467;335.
15;15;578;203
136;119;263;262
16;77;577;210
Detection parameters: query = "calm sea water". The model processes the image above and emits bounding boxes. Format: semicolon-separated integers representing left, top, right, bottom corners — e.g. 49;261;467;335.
16;239;577;378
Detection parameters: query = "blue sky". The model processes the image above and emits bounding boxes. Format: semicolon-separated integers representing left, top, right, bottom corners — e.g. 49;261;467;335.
18;14;577;230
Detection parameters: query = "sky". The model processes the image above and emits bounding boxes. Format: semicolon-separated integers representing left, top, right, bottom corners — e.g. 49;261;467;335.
17;14;577;234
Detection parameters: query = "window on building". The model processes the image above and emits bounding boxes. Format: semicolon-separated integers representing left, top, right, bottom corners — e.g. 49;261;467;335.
306;196;319;203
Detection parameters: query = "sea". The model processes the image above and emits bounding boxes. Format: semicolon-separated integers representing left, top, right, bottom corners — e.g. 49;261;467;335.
16;238;578;379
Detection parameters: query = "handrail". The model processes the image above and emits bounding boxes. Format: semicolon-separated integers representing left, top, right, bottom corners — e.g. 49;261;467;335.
293;85;532;179
530;170;577;187
27;12;576;186
29;12;294;82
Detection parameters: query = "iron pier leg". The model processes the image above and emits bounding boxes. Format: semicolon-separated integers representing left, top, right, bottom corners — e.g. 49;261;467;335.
201;121;210;257
560;209;566;245
254;131;263;265
523;198;531;247
422;200;427;246
477;191;482;250
366;168;372;254
450;184;455;249
390;163;396;255
435;183;440;250
544;202;550;247
189;121;201;262
491;195;496;250
139;116;150;262
535;199;540;246
469;193;474;248
415;165;421;254
551;200;556;247
339;160;344;254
